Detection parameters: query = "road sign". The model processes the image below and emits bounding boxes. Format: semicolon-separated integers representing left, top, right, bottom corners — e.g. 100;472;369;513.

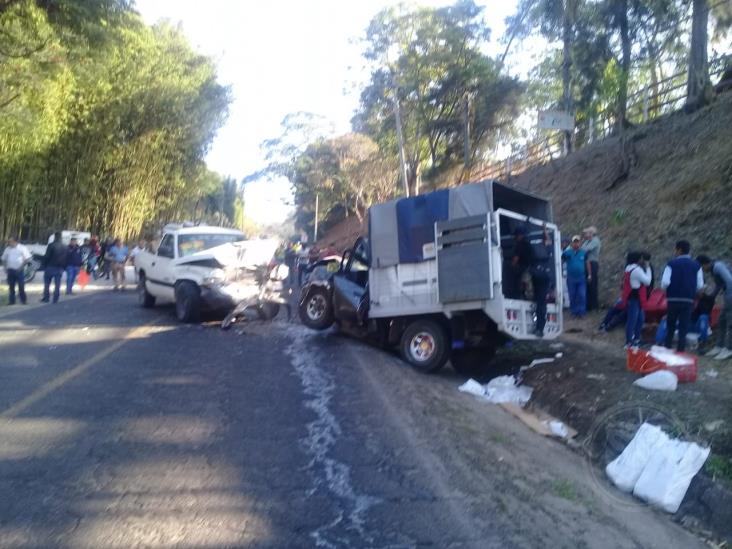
538;110;575;131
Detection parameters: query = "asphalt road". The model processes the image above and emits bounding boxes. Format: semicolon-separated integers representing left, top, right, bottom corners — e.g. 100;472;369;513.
0;291;707;548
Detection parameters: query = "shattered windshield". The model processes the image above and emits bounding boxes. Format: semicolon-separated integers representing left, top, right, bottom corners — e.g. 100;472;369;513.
177;233;244;258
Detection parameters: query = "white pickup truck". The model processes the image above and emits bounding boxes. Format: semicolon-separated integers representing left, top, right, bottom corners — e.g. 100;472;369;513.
135;224;284;322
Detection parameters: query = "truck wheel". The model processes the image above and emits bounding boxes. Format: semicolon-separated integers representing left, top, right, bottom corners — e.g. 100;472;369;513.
257;302;280;321
299;288;334;330
450;347;496;378
400;319;450;373
137;274;156;308
23;259;40;283
175;282;200;323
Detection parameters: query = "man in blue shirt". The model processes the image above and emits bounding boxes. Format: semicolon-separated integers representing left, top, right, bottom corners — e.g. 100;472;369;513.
107;238;129;291
562;235;591;317
661;240;703;352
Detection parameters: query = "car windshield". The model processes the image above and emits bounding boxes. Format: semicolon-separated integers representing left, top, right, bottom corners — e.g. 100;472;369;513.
177;233;244;258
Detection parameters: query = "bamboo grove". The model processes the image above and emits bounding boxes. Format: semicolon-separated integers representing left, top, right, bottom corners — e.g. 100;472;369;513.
0;0;231;241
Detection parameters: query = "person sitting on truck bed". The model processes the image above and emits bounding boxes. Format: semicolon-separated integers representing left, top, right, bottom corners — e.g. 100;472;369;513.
509;226;532;299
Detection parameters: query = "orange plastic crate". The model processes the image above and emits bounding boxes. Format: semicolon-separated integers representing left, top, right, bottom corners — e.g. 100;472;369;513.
626;348;697;383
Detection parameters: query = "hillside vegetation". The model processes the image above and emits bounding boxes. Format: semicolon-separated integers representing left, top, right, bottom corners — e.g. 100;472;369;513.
508;92;732;303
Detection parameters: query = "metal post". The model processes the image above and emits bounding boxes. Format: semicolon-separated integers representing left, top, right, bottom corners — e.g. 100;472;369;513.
589;117;594;143
313;194;319;243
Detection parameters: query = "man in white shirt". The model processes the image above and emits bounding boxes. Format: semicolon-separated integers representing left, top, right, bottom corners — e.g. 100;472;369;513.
1;236;32;305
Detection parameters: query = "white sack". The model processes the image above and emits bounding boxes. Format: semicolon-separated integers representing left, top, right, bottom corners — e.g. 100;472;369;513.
633;439;710;513
605;423;670;492
648;345;694;367
483;375;533;406
633;370;678;391
458;379;486;397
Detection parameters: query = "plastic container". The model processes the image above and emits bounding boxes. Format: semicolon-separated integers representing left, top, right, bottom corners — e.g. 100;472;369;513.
626;348;697;383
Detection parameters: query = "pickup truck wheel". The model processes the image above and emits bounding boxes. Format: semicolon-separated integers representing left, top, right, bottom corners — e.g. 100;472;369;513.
257;302;280;321
299;288;334;330
137;274;156;308
400;319;449;373
450;347;496;377
175;282;200;323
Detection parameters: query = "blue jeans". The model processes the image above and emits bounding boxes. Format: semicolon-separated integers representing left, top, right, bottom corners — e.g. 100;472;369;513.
43;266;63;303
567;275;587;316
695;314;710;343
626;298;644;345
66;266;80;294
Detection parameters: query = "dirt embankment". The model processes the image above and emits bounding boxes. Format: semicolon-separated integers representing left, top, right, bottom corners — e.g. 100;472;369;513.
507;93;732;304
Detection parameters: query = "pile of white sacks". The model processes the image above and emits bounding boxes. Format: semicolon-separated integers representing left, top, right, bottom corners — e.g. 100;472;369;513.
606;422;710;513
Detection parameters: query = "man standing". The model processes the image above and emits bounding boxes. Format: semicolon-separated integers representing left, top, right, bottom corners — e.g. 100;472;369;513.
562;235;591;318
65;237;83;295
661;240;703;352
1;237;32;305
582;226;601;311
697;255;732;360
530;224;553;338
107;238;129;291
42;232;68;303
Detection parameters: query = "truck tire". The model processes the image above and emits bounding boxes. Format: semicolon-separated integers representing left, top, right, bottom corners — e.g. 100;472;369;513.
400;319;450;373
137;273;156;308
175;282;200;323
299;288;334;330
450;347;496;378
257;302;280;321
23;259;40;283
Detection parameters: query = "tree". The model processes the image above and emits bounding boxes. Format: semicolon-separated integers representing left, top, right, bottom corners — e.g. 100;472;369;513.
354;0;523;195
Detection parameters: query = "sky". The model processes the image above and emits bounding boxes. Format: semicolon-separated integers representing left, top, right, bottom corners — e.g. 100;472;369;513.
135;0;525;225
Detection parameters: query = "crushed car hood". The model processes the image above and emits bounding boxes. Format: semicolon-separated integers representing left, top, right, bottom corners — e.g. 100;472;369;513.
175;239;280;270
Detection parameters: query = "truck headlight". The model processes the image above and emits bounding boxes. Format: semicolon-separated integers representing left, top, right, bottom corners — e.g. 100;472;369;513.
202;268;227;287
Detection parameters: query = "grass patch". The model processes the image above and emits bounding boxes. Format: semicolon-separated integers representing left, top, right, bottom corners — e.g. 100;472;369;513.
489;433;510;445
551;479;579;502
705;455;732;484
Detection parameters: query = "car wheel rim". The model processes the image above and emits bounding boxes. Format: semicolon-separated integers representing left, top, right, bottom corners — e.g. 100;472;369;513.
409;332;436;362
307;294;326;321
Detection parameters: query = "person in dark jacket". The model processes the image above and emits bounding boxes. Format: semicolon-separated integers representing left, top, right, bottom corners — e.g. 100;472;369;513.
42;232;68;303
661;240;703;352
65;237;83;295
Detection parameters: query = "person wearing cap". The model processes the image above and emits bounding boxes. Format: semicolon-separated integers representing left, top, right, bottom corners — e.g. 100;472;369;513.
697;255;732;360
562;235;591;317
581;226;601;311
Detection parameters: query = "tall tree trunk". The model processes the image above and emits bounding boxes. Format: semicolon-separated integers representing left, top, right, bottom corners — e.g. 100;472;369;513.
616;0;631;134
561;0;574;154
686;0;710;110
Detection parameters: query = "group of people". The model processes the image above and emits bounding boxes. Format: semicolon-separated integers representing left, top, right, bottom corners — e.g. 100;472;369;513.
598;240;732;360
2;233;148;305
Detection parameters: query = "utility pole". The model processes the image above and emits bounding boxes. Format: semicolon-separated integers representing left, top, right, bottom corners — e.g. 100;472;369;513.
393;88;410;197
313;194;319;243
463;93;471;167
561;0;573;155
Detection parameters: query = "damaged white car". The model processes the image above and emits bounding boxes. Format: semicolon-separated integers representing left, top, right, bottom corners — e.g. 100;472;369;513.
135;224;286;322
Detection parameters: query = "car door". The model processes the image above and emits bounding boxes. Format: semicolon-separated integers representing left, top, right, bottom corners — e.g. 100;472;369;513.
147;234;176;301
332;238;369;323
